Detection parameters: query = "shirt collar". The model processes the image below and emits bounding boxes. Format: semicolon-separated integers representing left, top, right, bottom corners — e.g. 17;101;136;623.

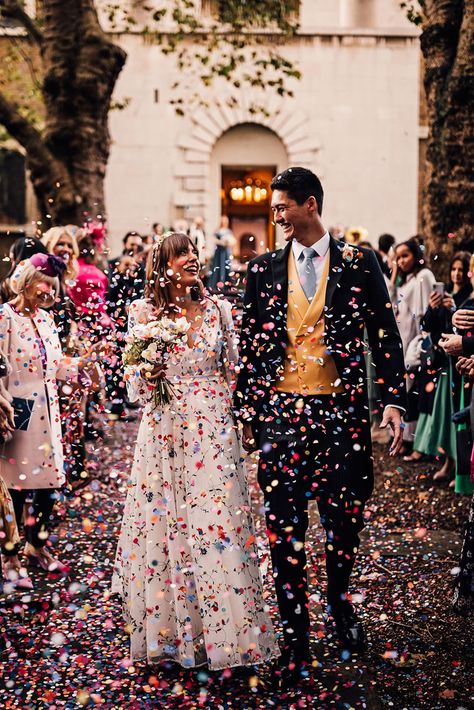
291;231;330;260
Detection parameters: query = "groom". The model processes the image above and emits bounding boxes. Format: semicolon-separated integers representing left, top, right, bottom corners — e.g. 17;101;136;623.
235;167;406;684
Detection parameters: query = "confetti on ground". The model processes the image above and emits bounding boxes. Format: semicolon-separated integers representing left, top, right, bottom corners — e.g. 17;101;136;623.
0;418;472;709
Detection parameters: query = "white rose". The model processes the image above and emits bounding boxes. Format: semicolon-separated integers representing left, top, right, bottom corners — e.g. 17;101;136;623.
142;342;159;362
174;317;191;333
159;317;174;329
132;323;152;340
159;330;173;343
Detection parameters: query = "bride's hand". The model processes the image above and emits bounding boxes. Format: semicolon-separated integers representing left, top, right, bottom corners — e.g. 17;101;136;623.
242;422;258;453
145;364;167;382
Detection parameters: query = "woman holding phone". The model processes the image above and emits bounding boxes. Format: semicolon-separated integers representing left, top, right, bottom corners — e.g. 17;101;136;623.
415;252;472;479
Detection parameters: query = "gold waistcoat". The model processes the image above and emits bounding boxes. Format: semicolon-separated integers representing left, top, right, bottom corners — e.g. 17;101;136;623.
276;249;343;395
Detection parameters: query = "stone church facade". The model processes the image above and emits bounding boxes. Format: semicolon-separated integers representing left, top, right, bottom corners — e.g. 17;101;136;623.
0;1;421;258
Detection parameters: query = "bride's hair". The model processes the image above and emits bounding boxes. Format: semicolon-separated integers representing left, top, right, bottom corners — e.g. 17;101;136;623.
145;231;203;312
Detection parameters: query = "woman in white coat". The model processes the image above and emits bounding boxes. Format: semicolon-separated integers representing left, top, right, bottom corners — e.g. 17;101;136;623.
390;238;436;451
0;253;93;583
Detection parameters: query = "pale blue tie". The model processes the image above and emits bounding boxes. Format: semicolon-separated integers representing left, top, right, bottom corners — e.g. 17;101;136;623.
299;247;317;301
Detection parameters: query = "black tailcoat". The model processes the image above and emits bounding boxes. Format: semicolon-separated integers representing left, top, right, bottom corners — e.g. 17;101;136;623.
235;237;406;469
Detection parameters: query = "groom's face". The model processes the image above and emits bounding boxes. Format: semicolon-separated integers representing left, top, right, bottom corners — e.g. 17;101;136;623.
271;189;311;242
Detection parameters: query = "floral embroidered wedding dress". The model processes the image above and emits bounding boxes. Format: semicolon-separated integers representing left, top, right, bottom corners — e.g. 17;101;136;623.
112;297;279;669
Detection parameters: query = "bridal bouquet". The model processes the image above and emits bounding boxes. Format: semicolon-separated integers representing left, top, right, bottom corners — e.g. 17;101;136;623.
122;316;190;407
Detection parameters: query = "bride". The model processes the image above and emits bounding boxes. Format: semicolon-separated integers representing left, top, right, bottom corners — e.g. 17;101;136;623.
112;232;279;670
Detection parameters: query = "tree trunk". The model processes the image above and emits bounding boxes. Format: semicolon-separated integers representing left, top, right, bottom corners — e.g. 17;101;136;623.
420;0;474;277
35;0;126;224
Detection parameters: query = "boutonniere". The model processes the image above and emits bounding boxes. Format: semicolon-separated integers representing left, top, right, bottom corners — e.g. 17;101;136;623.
341;244;356;263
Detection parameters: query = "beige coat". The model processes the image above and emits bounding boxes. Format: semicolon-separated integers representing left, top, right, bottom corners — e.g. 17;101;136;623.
0;303;78;489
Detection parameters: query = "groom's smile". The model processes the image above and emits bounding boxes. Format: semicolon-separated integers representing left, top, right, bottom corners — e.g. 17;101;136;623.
271;187;323;245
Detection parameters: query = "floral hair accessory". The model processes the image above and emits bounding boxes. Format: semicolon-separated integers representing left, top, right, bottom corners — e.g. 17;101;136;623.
30;252;67;277
84;220;107;247
154;231;173;249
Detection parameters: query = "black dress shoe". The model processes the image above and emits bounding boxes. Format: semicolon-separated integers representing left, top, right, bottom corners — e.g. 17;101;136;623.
270;652;310;690
330;600;367;653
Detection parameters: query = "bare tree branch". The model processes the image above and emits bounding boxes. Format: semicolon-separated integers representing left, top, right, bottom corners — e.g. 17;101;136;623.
1;0;44;46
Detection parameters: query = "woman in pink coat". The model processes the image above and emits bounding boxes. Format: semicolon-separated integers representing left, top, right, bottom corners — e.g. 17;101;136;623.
68;232;113;339
0;254;94;586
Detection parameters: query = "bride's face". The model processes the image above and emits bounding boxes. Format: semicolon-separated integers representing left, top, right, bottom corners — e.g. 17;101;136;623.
167;243;199;290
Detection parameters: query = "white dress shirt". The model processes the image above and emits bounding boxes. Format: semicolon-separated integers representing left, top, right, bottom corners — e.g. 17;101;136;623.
291;231;331;291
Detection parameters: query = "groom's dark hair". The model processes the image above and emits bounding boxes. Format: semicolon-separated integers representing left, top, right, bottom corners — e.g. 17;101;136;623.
271;167;324;215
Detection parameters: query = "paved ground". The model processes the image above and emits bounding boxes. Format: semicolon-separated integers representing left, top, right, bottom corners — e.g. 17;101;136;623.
0;416;472;709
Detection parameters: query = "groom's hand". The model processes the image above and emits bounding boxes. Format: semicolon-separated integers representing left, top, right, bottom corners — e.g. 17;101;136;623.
242;423;258;453
380;406;403;456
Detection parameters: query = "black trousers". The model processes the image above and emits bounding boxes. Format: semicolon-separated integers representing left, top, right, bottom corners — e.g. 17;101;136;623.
256;392;373;658
5;489;58;556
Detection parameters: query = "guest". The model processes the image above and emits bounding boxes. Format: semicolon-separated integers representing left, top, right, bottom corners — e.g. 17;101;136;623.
41;226;91;492
41;226;80;345
69;233;113;342
416;252;472;481
152;222;164;239
439;254;474;494
345;226;368;245
0;352;23;587
41;226;79;288
452;353;474;613
109;232;143;270
378;233;396;277
173;219;189;234
1;236;48;303
106;234;145;421
189;216;206;268
208;215;236;292
390;238;436;454
329;224;345;241
0;254;96;579
68;233;113;440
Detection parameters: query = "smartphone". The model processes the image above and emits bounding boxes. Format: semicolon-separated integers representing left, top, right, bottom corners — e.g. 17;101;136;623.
12;397;34;431
433;282;445;297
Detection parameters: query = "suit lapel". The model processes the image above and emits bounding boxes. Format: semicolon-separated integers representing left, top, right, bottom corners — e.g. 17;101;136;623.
271;241;290;301
325;236;345;307
271;242;291;293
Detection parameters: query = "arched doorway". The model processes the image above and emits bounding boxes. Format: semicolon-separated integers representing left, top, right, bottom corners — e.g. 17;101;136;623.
209;123;288;263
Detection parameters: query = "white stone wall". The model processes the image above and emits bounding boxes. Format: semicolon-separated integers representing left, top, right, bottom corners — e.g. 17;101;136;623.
106;7;420;254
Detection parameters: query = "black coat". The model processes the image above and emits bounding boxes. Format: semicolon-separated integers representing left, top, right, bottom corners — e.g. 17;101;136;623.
235;238;406;432
106;259;145;332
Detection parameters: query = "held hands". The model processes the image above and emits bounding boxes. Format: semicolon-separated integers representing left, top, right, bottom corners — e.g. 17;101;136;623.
145;364;167;383
379;406;403;456
439;333;463;356
452;309;474;330
242;422;258;453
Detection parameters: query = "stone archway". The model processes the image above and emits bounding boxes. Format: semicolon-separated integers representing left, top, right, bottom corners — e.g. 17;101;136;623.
172;98;321;233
